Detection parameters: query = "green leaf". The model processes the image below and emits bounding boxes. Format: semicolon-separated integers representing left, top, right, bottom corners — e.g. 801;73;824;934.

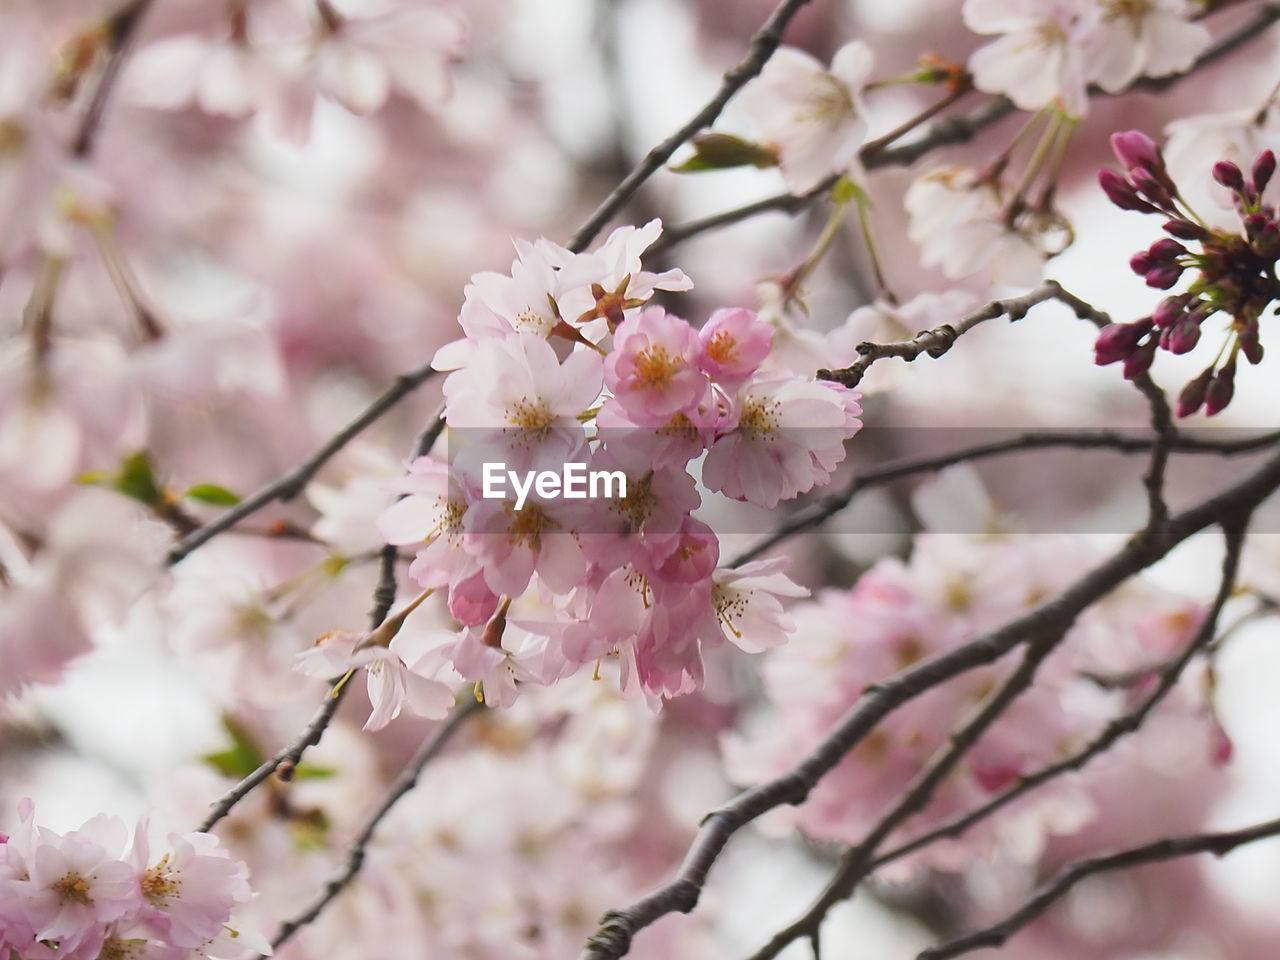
185;483;242;507
116;451;163;506
202;715;265;780
671;133;778;173
291;763;337;781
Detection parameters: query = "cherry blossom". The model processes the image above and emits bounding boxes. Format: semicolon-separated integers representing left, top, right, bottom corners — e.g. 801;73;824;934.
735;41;874;192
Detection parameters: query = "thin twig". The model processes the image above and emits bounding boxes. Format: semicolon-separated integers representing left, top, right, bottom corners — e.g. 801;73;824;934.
565;0;815;253
73;0;156;156
918;812;1280;958
817;281;1064;388
167;363;438;565
577;449;1280;959
262;697;483;953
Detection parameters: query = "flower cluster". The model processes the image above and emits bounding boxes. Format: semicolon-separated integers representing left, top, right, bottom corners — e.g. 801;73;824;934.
964;0;1210;118
725;528;1214;869
345;220;861;714
1094;130;1279;416
0;802;264;960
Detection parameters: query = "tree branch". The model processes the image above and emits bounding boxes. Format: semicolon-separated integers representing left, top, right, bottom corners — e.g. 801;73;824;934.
577;450;1280;959
817;281;1064;387
261;697;483;954
748;522;1245;959
918;812;1280;959
167;363;438;565
73;0;155;157
565;0;815;253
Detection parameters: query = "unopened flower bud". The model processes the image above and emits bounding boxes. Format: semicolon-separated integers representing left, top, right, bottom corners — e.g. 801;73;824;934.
1122;339;1157;380
1253;149;1276;195
1144;264;1183;289
1110;130;1162;175
1129;251;1153;275
1243;212;1267;240
1099;169;1156;212
1147;238;1185;263
1162;218;1209;241
1176;367;1213;417
1131;169;1175;209
1239;324;1264;365
1212;160;1245;192
1165;317;1201;355
1152;294;1191;329
1094;319;1150;365
1205;361;1236;416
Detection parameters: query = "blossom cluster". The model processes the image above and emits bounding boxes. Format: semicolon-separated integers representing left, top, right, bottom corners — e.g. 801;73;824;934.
296;220;863;723
0;802;264;960
725;525;1217;871
964;0;1210;118
1094;130;1279;415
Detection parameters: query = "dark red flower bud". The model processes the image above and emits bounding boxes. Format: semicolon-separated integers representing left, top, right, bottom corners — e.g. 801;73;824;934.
1163;218;1209;241
1255;221;1280;259
1253;149;1276;195
1144;264;1183;289
1240;324;1264;365
1110;131;1162;174
1165;317;1201;354
1147;238;1186;263
1129;251;1153;275
1099;169;1157;212
1122;339;1157;380
1176;367;1213;417
1213;160;1245;192
1131;169;1175;209
1243;212;1267;239
1205;362;1236;416
1152;294;1191;329
1094;319;1151;365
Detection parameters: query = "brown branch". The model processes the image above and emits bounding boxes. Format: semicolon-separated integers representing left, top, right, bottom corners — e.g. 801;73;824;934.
577;449;1280;959
262;697;483;954
73;0;156;156
817;281;1064;388
565;0;815;253
749;522;1245;959
167;363;439;565
918;812;1280;959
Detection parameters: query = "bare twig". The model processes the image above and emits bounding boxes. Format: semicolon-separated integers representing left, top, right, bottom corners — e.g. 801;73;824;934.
729;426;1280;567
73;0;156;156
817;281;1064;388
262;697;483;953
167;363;438;565
577;451;1280;959
918;813;1280;958
749;523;1245;959
565;0;815;253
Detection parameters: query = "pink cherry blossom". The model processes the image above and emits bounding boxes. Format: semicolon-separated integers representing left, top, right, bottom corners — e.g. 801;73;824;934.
702;375;863;508
735;41;874;193
696;307;773;386
603;306;711;423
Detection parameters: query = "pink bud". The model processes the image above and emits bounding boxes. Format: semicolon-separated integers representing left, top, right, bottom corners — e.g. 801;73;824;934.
1212;160;1245;192
1098;169;1156;212
1205;363;1236;416
1122;339;1157;380
1152;295;1190;329
1175;367;1213;417
1165;317;1201;355
1147;238;1186;263
1094;320;1150;365
1110;130;1162;173
1162;218;1209;241
1144;264;1182;289
1253;149;1276;195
